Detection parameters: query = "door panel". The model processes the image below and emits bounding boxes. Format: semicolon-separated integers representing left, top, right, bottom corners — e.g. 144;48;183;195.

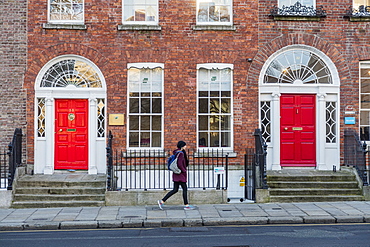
280;94;316;166
55;99;88;170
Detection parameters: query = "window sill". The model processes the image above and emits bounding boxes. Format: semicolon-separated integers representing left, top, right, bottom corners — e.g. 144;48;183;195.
124;150;167;157
43;23;87;30
117;24;162;31
345;16;370;22
192;25;236;31
194;151;237;158
272;16;324;21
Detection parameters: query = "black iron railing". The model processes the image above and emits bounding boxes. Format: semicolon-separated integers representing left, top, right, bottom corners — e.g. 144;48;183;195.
106;133;229;191
254;128;268;189
270;1;327;17
344;129;369;186
5;128;22;190
0;148;8;189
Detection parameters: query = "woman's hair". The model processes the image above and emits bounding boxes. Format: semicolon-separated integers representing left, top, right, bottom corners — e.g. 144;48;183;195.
177;141;186;149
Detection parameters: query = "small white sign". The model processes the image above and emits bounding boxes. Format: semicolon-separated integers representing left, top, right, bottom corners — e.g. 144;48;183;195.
214;167;225;175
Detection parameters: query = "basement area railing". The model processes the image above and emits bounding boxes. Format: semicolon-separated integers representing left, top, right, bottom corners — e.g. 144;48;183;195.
344;129;369;186
106;132;229;191
0;128;22;190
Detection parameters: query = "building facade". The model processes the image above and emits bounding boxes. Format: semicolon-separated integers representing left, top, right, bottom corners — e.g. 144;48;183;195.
0;0;27;149
23;0;370;175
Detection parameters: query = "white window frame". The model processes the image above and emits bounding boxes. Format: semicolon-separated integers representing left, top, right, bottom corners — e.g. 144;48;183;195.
122;0;159;25
278;0;316;8
196;0;233;26
48;0;85;24
359;62;370;141
196;63;234;151
127;63;164;150
354;0;370;9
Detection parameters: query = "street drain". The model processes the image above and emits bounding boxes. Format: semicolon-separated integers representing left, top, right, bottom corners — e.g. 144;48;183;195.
222;209;232;211
123;216;140;218
32;218;49;221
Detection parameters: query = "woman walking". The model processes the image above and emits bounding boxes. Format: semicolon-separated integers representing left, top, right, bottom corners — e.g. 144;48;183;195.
158;141;195;210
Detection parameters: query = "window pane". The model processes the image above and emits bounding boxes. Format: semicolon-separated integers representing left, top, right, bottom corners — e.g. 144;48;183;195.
152;98;161;113
361;111;370;125
210;132;219;147
152;132;161;147
129;132;139;147
141;98;150;113
221;132;230;147
199;99;208;113
361;126;370;141
199;91;208;97
361;94;370;108
210;115;219;130
129;116;139;130
130;98;139;113
210;98;220;113
361;79;370;93
221;98;230;113
141;116;150;130
221;116;230;130
152;116;161;130
140;132;150;147
199;132;208;147
199;116;208;130
361;68;370;77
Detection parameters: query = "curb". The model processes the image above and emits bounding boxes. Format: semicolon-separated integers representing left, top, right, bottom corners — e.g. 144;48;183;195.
0;216;369;231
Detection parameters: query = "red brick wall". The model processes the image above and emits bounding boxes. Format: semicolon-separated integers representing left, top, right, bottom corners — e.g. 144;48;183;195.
0;0;27;151
25;1;259;165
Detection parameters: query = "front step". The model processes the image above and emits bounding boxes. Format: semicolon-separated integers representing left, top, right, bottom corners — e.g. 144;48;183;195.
12;173;107;208
267;169;365;203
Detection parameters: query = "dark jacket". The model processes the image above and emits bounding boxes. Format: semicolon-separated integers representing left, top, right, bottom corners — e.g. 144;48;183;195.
172;149;187;183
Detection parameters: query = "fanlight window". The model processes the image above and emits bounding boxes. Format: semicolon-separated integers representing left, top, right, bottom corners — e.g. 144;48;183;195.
264;50;332;84
40;59;102;88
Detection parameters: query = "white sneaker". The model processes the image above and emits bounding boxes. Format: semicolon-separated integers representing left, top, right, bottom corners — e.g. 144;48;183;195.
184;205;195;210
157;200;164;210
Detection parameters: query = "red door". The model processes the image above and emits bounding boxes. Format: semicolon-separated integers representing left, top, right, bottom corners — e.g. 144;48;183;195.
280;94;316;167
55;99;88;170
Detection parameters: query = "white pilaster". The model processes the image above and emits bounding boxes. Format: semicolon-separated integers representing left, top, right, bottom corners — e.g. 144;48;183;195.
88;98;98;174
271;93;281;170
317;94;326;170
44;98;54;174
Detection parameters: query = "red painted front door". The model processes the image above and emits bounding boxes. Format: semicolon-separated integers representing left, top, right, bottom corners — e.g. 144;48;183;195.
55;99;88;170
280;94;316;167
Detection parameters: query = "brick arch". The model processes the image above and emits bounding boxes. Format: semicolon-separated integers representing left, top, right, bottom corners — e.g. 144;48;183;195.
247;33;350;86
26;43;110;89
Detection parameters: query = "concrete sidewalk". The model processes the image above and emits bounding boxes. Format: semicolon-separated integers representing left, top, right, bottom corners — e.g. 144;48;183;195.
0;201;369;231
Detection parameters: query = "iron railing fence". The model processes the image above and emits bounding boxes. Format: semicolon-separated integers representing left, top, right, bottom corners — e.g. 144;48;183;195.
244;148;255;201
344;129;369;186
0;128;22;190
0;148;8;189
107;133;229;191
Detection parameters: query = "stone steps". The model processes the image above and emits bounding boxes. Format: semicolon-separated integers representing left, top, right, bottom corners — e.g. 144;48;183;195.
267;169;365;203
11;173;107;208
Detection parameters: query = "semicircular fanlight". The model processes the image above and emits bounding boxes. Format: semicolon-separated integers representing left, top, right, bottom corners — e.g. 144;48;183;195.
264;50;332;84
40;59;102;88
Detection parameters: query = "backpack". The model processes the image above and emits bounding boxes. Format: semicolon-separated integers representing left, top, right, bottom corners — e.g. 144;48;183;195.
167;151;182;174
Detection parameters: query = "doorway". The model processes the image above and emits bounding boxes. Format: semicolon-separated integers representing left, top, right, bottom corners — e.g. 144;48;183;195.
280;94;316;167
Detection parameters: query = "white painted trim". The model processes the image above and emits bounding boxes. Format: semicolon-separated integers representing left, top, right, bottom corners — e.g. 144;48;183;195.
34;55;107;175
258;45;340;171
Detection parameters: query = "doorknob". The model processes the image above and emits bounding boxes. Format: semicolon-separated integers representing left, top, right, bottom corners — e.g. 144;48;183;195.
284;127;288;130
59;129;63;132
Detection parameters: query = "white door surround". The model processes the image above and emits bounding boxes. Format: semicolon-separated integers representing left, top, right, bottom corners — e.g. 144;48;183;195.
258;45;340;171
34;55;107;175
